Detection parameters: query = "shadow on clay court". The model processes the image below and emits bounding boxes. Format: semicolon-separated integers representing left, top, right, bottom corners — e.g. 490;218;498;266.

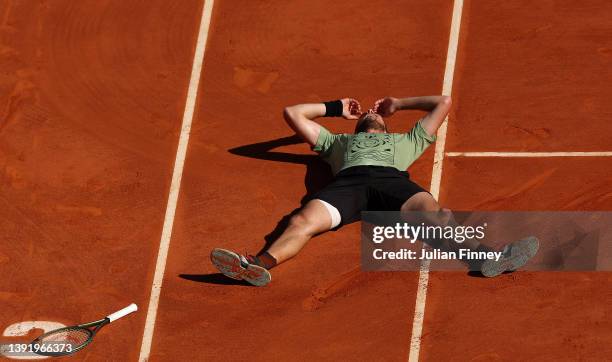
179;273;253;287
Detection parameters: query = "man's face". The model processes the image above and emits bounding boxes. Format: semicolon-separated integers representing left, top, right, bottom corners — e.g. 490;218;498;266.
355;113;387;133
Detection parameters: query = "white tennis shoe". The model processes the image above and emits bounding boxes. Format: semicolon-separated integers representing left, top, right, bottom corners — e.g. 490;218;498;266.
480;236;540;277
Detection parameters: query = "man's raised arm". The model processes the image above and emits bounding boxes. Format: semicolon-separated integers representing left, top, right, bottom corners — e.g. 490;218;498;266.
283;98;362;147
373;95;452;136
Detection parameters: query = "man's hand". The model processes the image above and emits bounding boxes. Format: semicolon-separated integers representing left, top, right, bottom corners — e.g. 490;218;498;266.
372;95;451;136
372;97;399;117
341;98;362;120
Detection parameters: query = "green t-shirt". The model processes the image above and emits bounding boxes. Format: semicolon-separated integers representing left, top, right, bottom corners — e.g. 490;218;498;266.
313;120;436;175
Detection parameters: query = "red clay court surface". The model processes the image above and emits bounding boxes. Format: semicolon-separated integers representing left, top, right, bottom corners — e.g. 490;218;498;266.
1;0;611;361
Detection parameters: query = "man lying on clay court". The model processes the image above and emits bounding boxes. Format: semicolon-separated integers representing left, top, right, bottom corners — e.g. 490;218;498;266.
211;96;539;286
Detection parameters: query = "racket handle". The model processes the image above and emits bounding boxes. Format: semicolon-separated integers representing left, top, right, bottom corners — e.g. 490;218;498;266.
107;303;138;323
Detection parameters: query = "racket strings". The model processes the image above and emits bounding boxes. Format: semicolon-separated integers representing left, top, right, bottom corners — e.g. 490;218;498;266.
36;327;92;347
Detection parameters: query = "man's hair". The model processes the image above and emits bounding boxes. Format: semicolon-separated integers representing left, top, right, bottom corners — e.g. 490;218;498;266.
355;113;387;133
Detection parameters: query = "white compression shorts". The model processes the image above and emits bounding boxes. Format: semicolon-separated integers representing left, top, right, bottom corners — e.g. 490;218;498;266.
315;199;341;229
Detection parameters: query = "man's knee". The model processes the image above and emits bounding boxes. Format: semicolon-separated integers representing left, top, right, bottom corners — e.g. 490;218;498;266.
401;192;455;228
401;192;440;212
288;213;308;229
288;211;323;236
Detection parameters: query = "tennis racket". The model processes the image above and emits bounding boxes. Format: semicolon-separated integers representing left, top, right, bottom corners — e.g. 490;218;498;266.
30;303;137;356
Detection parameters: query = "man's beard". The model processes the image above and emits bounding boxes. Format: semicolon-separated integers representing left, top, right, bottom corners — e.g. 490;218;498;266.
355;117;386;133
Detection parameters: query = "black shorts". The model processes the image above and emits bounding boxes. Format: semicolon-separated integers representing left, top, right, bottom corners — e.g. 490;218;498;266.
309;165;428;226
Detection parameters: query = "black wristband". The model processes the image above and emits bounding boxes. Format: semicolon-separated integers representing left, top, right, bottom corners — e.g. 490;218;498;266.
323;100;343;117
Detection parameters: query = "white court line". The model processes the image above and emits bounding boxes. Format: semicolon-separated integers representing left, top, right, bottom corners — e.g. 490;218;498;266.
408;1;464;361
446;151;612;157
138;1;214;361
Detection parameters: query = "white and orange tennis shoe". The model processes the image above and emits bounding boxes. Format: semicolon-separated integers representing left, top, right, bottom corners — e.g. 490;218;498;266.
210;248;272;286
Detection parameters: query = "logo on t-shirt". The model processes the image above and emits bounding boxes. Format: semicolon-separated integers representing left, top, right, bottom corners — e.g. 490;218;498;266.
347;133;394;163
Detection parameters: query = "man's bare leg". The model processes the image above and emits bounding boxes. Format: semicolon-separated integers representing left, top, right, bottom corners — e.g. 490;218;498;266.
210;200;333;286
400;192;484;251
265;199;333;264
400;192;539;276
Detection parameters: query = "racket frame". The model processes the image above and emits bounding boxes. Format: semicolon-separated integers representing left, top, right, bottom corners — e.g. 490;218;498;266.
30;303;136;357
30;318;109;356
